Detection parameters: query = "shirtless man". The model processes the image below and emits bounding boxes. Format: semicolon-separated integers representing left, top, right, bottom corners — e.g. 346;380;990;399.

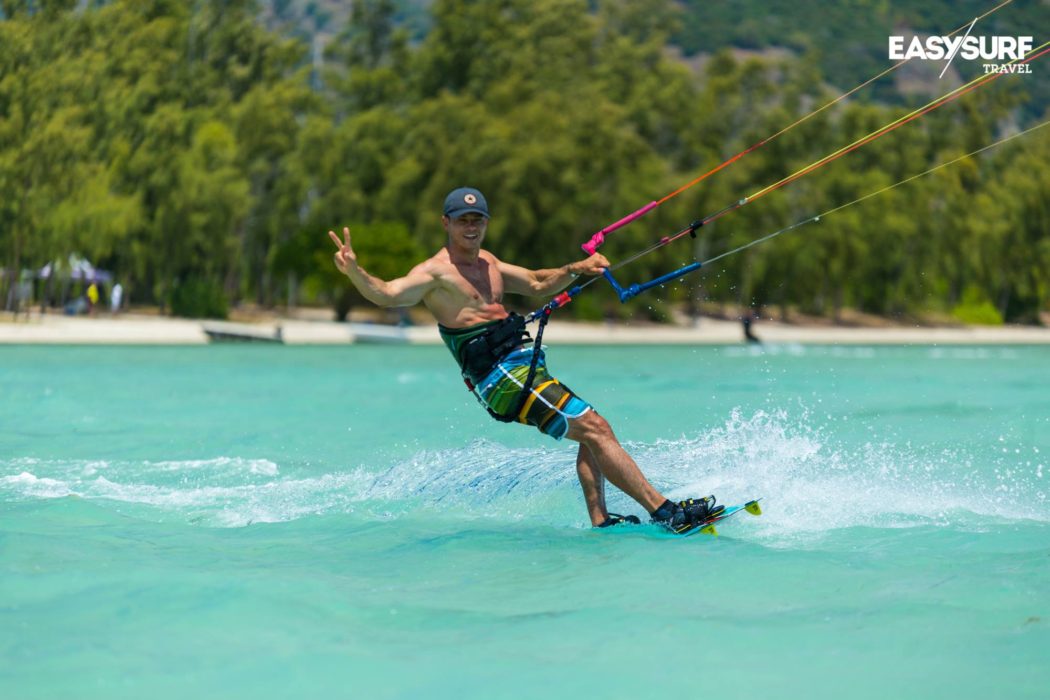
329;187;722;533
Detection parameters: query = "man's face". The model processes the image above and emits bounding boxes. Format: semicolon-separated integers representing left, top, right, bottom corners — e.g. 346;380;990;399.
444;213;488;247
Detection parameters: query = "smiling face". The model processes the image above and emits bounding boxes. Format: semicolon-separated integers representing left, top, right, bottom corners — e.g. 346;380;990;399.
443;212;489;252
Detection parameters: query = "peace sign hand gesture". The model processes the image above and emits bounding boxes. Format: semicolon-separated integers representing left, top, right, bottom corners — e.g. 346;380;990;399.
328;227;357;275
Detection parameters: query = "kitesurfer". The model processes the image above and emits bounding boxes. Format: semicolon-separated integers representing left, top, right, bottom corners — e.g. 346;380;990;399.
329;187;722;533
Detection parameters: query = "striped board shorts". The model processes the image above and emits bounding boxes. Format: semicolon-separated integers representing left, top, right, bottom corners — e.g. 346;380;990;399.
475;347;592;440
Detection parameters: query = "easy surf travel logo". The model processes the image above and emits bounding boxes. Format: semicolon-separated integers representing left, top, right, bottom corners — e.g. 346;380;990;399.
888;17;1033;77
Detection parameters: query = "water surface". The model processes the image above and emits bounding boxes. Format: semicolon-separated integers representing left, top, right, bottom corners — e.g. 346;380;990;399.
2;344;1048;699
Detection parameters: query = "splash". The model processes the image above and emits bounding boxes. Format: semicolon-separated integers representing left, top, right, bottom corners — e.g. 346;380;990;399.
633;408;1049;539
3;411;1046;531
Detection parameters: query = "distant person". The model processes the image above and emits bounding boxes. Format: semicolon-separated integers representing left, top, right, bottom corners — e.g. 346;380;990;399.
743;311;761;344
86;280;100;317
328;187;724;533
110;283;123;315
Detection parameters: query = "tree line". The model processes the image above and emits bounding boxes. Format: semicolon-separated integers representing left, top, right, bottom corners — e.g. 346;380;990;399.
1;0;1046;323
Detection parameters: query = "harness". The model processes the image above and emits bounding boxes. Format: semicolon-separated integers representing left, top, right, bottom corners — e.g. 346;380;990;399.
458;311;552;423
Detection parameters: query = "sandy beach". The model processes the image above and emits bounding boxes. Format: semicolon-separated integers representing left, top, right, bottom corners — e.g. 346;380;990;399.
2;310;1049;345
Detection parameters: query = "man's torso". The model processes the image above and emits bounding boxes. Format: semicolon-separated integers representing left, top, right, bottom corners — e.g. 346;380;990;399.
420;248;510;328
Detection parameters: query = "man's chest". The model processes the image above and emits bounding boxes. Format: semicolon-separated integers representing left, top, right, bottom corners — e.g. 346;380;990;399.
451;263;503;303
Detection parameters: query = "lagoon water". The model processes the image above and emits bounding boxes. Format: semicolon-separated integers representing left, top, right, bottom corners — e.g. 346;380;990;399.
2;343;1048;699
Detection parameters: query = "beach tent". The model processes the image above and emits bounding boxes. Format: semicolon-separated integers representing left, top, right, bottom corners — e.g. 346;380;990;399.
38;254;113;283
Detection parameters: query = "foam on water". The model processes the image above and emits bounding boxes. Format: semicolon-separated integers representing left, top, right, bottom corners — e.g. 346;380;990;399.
3;410;1045;535
632;408;1048;544
0;456;371;527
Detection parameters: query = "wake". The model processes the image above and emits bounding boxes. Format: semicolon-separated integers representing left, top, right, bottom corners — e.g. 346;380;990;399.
3;410;1046;531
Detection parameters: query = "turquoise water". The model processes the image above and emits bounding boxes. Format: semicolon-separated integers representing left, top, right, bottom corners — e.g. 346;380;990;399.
2;343;1049;699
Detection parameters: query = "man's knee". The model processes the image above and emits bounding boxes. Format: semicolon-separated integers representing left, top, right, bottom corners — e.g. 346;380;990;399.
571;410;614;442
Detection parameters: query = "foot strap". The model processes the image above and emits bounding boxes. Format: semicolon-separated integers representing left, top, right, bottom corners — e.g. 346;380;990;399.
597;513;641;528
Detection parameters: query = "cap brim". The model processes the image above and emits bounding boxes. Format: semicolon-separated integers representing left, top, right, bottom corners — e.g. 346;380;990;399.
445;207;490;219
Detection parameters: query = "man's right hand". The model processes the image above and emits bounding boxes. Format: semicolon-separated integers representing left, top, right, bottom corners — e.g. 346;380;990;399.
574;252;610;277
328;227;357;275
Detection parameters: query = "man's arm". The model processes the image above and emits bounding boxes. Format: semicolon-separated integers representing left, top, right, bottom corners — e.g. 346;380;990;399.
497;252;610;296
329;227;437;307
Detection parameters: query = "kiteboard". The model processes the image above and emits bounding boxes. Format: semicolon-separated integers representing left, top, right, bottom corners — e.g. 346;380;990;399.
597;499;762;537
678;499;763;537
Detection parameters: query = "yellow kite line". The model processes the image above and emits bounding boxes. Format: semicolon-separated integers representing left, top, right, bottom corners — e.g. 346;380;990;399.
697;118;1050;270
745;38;1050;204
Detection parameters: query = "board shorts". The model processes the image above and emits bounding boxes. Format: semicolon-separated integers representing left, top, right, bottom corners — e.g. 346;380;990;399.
474;347;592;440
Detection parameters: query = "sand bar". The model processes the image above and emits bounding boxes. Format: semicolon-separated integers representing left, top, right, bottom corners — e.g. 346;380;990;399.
2;312;1049;345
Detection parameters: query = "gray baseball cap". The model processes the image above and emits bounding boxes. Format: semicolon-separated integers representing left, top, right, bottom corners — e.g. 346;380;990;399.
443;187;490;219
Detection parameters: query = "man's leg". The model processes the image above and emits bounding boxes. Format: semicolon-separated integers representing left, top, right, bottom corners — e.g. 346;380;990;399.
565;410;665;513
576;444;609;526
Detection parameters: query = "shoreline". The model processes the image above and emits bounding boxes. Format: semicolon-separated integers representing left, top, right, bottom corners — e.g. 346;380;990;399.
2;310;1049;345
